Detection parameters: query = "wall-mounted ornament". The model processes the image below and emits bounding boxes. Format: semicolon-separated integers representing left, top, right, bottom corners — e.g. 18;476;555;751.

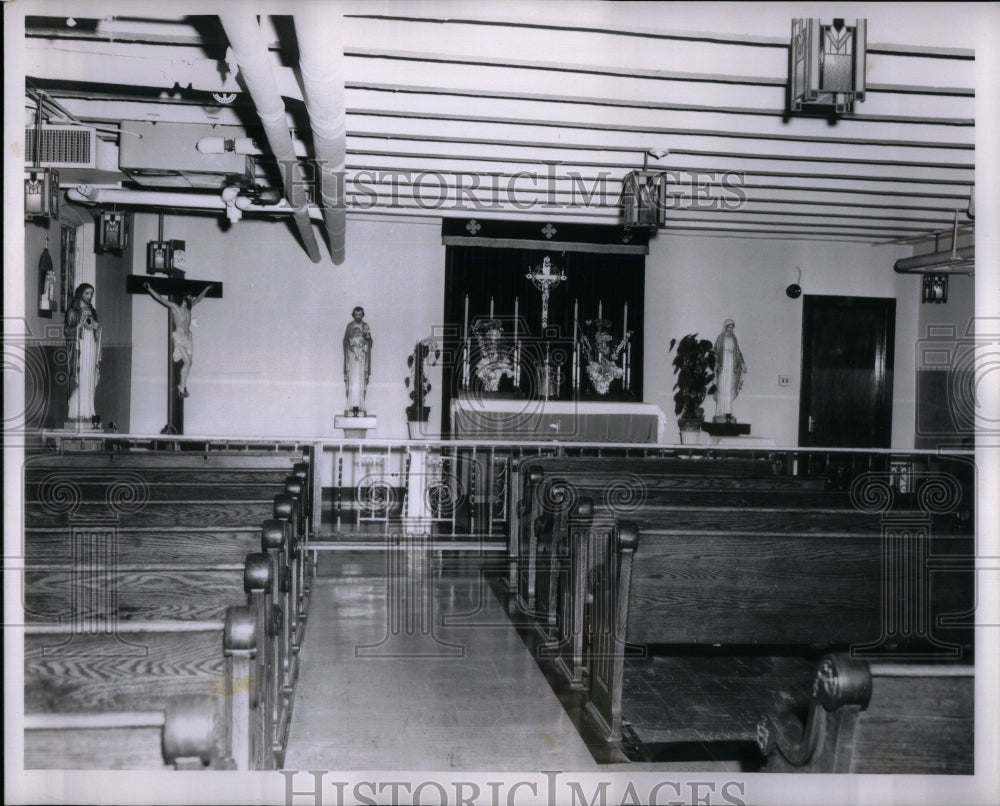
790;18;867;114
922;274;949;304
38;235;56;318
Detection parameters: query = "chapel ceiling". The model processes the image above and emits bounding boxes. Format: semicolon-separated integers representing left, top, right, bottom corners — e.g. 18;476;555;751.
19;2;977;253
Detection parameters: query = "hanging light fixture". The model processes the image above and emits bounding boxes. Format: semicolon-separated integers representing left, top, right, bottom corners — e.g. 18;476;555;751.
96;208;130;252
621;149;670;230
790;18;867;114
24;93;60;221
146;212;186;274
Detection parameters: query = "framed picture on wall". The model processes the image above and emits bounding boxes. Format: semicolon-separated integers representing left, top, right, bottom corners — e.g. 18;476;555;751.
60;223;76;313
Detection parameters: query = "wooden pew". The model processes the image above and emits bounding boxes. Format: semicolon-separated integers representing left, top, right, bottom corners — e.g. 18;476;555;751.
518;464;830;626
548;487;882;688
583;517;974;772
20;450;317;770
512;455;802;613
25;694;226;770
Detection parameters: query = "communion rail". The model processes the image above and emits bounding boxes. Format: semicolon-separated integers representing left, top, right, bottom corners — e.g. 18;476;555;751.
36;432;975;545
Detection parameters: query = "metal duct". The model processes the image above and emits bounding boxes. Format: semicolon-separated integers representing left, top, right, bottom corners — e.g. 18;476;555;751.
295;12;347;265
894;214;974;274
67;185;312;218
219;13;321;263
893;248;975;274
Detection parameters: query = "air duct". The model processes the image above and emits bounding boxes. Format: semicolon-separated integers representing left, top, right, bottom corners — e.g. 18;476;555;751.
67;185;310;218
295;12;347;265
894;213;974;274
219;13;321;263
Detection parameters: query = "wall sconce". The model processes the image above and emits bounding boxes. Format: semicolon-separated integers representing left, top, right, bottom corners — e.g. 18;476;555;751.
24;167;60;221
96;210;130;252
621;149;670;230
922;274;949;304
786;266;803;298
790;18;867;113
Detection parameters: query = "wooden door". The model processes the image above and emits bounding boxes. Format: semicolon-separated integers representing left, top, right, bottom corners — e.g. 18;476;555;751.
798;295;895;447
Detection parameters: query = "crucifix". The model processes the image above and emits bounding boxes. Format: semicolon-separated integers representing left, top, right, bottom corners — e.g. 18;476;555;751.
525;255;567;329
126;272;223;434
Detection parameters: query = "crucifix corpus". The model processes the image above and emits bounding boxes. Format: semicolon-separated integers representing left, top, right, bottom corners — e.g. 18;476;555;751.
525;255;567;329
126;273;223;434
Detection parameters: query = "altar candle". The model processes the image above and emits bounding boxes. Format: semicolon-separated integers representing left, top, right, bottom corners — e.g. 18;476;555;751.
598;300;603;321
490;296;494;320
514;297;520;386
623;301;628;335
572;299;579;388
463;295;470;389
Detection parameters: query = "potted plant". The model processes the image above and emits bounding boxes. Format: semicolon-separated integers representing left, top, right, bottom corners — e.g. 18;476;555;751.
669;333;716;444
405;337;440;438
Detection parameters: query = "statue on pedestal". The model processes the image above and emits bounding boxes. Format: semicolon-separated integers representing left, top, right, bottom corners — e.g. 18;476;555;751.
64;283;102;426
713;318;747;422
343;306;372;414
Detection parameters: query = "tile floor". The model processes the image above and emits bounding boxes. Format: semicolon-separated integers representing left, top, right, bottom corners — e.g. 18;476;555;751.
283;547;738;773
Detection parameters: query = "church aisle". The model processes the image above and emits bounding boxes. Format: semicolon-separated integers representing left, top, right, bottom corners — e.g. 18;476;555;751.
283;549;601;772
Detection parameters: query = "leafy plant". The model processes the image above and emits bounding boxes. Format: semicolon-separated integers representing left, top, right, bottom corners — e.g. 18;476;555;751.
405;338;440;421
669;334;717;423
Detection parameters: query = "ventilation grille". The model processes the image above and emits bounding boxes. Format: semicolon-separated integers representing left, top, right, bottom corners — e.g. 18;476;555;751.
24;126;96;168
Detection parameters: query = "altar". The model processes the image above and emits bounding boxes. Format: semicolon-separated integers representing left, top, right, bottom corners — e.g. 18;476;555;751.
450;398;666;443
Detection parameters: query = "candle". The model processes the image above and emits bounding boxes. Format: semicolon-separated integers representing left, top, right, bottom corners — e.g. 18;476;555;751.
463;294;470;390
514;297;520;387
572;299;579;389
623;301;628;335
490;296;494;320
598;300;603;321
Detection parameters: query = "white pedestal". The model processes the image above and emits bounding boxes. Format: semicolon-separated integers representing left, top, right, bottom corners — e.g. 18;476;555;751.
404;447;445;528
334;414;377;439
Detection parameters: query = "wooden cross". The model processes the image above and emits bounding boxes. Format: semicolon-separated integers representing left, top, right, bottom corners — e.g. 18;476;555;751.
126;274;223;435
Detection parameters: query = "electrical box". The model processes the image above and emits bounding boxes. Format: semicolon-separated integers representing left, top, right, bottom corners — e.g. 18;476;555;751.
119;121;253;189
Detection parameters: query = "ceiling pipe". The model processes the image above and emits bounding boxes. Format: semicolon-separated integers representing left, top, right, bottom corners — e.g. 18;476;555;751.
67;185;309;217
894;212;974;274
295;11;347;265
219;12;321;263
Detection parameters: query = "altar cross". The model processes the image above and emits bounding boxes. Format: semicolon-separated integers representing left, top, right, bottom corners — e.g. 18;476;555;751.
525;255;567;329
126;273;223;434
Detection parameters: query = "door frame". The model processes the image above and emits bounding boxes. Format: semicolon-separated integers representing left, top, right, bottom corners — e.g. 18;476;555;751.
798;294;896;448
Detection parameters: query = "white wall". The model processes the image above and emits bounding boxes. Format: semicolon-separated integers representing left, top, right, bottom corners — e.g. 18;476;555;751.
131;212;952;449
130;213;444;437
642;234;920;447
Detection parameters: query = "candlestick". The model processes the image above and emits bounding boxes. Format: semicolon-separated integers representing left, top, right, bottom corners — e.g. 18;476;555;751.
572;299;579;390
463;294;470;390
513;297;519;386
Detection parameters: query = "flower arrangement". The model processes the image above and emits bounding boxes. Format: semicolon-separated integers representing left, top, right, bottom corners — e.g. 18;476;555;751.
471;319;514;392
580;319;632;395
405;337;440;421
